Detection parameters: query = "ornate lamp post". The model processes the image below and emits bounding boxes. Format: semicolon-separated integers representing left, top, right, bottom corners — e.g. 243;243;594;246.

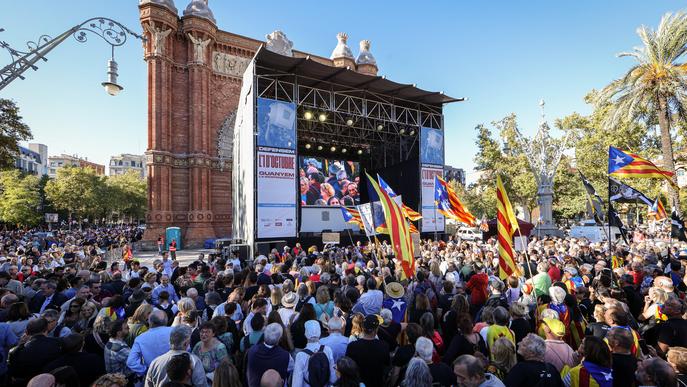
0;17;144;94
514;100;569;237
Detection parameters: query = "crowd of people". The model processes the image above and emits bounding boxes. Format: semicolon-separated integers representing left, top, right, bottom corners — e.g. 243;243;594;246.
300;158;360;206
1;225;687;387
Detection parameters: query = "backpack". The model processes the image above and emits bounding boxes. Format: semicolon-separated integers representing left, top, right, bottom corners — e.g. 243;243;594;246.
158;303;175;325
303;345;330;387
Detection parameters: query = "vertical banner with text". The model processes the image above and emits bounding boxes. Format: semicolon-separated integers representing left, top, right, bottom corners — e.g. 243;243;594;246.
256;98;297;238
420;127;445;232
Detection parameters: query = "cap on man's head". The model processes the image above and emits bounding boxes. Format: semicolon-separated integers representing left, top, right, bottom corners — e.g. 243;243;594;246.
543;318;566;337
304;320;321;339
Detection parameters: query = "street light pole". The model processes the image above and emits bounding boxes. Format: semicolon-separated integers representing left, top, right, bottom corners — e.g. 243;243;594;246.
0;17;144;93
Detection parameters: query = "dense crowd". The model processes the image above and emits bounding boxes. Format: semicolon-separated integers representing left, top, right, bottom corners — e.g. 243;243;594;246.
1;225;687;387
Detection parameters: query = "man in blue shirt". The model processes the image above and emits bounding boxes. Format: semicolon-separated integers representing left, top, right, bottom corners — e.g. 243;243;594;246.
126;310;173;377
319;316;348;363
152;275;178;305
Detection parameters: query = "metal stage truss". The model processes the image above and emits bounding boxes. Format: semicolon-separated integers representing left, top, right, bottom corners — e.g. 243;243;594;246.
254;71;444;168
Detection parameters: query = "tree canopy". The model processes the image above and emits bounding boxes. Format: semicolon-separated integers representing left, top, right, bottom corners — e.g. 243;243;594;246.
0;99;32;170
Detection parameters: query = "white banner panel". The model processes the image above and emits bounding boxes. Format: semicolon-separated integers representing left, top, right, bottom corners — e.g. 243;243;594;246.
421;166;445;232
257;150;297;238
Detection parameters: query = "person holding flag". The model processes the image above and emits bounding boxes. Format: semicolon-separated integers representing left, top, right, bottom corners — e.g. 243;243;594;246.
496;175;521;280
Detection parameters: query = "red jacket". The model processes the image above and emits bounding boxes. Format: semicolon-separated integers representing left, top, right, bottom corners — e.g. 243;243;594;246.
466;273;489;306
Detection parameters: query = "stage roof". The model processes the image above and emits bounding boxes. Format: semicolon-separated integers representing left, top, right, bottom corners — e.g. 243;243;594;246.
253;47;464;106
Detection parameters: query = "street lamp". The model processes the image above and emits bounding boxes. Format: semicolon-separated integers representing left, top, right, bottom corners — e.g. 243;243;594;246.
101;49;123;96
0;17;144;94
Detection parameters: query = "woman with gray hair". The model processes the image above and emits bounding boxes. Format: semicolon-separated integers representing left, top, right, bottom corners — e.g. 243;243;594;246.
401;357;432;387
504;333;563;387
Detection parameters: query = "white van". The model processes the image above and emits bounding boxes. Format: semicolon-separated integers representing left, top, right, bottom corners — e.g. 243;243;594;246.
457;227;482;241
569;220;622;243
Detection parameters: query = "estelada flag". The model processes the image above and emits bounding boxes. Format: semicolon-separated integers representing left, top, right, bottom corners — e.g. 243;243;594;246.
434;175;476;225
648;197;668;220
496;175;521;280
340;206;364;229
608;146;676;188
377;174;423;221
366;172;415;279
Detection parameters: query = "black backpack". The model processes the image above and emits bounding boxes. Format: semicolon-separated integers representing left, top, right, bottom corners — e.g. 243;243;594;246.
302;345;330;387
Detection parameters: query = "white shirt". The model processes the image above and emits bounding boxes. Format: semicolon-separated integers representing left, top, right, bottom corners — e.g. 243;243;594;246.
292;341;337;387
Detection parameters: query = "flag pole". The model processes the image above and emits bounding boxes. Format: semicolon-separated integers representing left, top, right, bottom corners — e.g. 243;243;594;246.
345;224;355;248
434;202;438;243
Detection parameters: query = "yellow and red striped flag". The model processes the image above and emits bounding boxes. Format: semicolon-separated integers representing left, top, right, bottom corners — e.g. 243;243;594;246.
367;172;415;279
402;205;423;221
496;175;521;280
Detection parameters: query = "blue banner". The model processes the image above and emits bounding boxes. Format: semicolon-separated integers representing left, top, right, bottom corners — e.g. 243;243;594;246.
257;98;296;150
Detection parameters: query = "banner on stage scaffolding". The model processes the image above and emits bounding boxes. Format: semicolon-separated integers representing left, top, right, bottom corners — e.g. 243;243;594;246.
256;97;297;238
420;127;445;233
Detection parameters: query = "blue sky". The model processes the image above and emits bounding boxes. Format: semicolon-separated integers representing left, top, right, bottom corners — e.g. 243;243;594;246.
1;1;683;180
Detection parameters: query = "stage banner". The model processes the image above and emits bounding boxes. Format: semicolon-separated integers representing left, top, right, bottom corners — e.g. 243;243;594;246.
257;149;297;238
420;127;444;166
421;166;445;232
420;126;445;232
257;98;296;150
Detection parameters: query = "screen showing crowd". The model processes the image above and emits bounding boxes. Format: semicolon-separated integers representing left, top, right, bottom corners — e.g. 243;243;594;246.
300;157;360;206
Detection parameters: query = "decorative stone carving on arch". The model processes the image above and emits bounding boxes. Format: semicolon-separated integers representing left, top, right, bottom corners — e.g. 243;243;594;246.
217;110;236;170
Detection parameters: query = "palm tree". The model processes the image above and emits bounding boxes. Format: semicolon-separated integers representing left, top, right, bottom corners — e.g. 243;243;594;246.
596;12;687;212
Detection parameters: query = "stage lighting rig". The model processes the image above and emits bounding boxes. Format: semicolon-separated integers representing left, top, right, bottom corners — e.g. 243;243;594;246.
330;146;336;152
317;145;323;151
305;143;311;149
304;111;314;120
318;112;327;122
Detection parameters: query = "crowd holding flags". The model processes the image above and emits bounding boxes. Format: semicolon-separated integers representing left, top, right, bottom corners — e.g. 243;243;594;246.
336;144;683;280
496;175;521;280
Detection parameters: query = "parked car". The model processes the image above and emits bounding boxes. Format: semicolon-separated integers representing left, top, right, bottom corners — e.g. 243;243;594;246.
456;227;482;241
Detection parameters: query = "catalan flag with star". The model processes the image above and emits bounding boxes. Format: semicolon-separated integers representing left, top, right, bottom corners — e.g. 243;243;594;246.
608;146;676;187
434;175;476;225
376;174;422;233
367;172;415;279
496;175;521;280
340;206;364;229
648;197;667;220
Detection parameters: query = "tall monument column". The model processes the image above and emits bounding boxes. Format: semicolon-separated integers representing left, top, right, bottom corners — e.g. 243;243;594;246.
181;1;218;243
139;0;178;244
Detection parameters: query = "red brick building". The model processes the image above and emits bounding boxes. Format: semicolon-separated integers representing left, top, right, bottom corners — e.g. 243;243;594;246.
139;0;379;247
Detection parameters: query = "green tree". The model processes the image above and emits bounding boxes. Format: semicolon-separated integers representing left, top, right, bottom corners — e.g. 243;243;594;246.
595;12;687;212
45;166;101;224
557;92;664;214
105;170;147;222
0;170;41;226
0;99;32;170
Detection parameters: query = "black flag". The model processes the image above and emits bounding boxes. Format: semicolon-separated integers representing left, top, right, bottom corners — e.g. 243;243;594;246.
609;177;653;205
579;171;604;225
608;201;629;244
671;209;687;242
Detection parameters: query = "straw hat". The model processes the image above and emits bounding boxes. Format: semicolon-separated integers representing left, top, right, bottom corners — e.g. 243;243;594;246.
385;282;405;299
281;292;297;308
